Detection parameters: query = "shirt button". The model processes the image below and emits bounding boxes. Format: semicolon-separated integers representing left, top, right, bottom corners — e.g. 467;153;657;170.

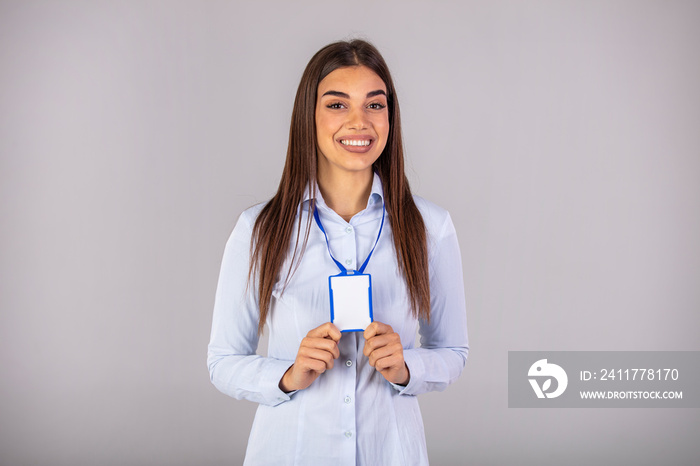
344;396;352;404
345;226;353;234
344;431;353;438
345;259;352;266
345;360;353;367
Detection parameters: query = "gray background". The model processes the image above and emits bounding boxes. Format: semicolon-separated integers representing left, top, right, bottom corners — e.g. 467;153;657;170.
1;1;698;465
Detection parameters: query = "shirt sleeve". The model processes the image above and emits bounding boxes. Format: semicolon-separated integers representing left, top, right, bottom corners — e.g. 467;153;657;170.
395;211;469;396
207;210;295;407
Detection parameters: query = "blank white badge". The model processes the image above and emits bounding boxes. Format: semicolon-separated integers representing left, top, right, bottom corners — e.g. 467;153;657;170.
329;274;373;332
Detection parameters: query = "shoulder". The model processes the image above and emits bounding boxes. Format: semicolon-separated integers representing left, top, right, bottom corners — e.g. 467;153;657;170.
412;195;455;240
226;202;268;245
237;202;267;228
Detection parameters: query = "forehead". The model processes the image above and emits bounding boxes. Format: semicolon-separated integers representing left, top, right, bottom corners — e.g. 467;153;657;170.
317;66;386;95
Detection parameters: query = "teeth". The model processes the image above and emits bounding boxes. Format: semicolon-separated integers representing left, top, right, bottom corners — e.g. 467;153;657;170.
340;139;371;146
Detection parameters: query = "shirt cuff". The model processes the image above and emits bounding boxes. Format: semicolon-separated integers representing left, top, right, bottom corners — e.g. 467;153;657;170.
260;358;296;406
389;350;425;395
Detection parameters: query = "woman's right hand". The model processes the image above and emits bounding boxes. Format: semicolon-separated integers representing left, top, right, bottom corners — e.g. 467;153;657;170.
279;322;341;392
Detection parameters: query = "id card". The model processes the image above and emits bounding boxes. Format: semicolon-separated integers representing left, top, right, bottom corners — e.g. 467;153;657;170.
329;273;373;332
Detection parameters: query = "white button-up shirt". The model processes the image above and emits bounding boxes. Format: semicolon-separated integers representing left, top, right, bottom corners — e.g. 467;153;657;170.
208;174;469;465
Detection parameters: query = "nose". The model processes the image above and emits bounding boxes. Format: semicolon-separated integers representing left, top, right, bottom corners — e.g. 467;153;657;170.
346;106;368;130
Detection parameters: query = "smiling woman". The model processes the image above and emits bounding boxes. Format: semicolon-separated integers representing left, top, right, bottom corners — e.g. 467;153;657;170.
316;66;391;221
207;39;469;466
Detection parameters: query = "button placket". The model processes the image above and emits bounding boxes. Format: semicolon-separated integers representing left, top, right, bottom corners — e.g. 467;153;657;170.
340;223;356;271
338;333;357;447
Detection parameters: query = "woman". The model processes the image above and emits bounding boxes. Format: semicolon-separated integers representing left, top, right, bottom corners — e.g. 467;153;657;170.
208;39;468;465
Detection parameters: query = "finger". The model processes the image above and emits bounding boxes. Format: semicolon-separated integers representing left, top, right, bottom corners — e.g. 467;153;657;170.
298;347;336;370
301;336;340;359
367;342;403;367
296;356;330;374
363;321;392;340
307;322;342;342
373;353;403;373
363;333;400;357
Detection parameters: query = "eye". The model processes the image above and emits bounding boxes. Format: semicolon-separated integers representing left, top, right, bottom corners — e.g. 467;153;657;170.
326;102;346;109
368;102;386;110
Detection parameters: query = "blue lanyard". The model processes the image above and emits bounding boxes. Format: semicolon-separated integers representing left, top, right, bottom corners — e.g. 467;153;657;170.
313;200;385;275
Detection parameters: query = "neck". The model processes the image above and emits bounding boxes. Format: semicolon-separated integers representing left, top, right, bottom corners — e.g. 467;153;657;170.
317;168;373;222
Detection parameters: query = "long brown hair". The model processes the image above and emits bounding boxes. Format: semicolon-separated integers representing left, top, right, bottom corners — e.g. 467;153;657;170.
250;39;430;334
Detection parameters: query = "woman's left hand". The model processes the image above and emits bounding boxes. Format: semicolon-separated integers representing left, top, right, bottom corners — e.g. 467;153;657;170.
363;321;410;386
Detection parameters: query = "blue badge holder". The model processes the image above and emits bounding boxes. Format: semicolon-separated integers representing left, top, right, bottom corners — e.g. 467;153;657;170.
313;198;384;333
329;272;374;332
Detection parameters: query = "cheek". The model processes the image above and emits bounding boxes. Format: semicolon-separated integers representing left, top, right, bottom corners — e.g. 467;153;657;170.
377;116;390;138
315;114;337;138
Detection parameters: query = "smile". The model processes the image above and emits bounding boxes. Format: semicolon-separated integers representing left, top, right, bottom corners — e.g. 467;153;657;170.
339;139;372;147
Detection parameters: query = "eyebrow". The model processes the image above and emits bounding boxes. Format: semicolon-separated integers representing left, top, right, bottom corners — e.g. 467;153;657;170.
322;89;387;98
366;90;386;98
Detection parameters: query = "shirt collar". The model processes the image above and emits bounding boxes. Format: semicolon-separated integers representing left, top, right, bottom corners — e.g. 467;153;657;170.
302;172;384;208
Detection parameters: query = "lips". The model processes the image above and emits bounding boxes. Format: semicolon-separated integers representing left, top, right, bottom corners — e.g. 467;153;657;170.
337;136;374;153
